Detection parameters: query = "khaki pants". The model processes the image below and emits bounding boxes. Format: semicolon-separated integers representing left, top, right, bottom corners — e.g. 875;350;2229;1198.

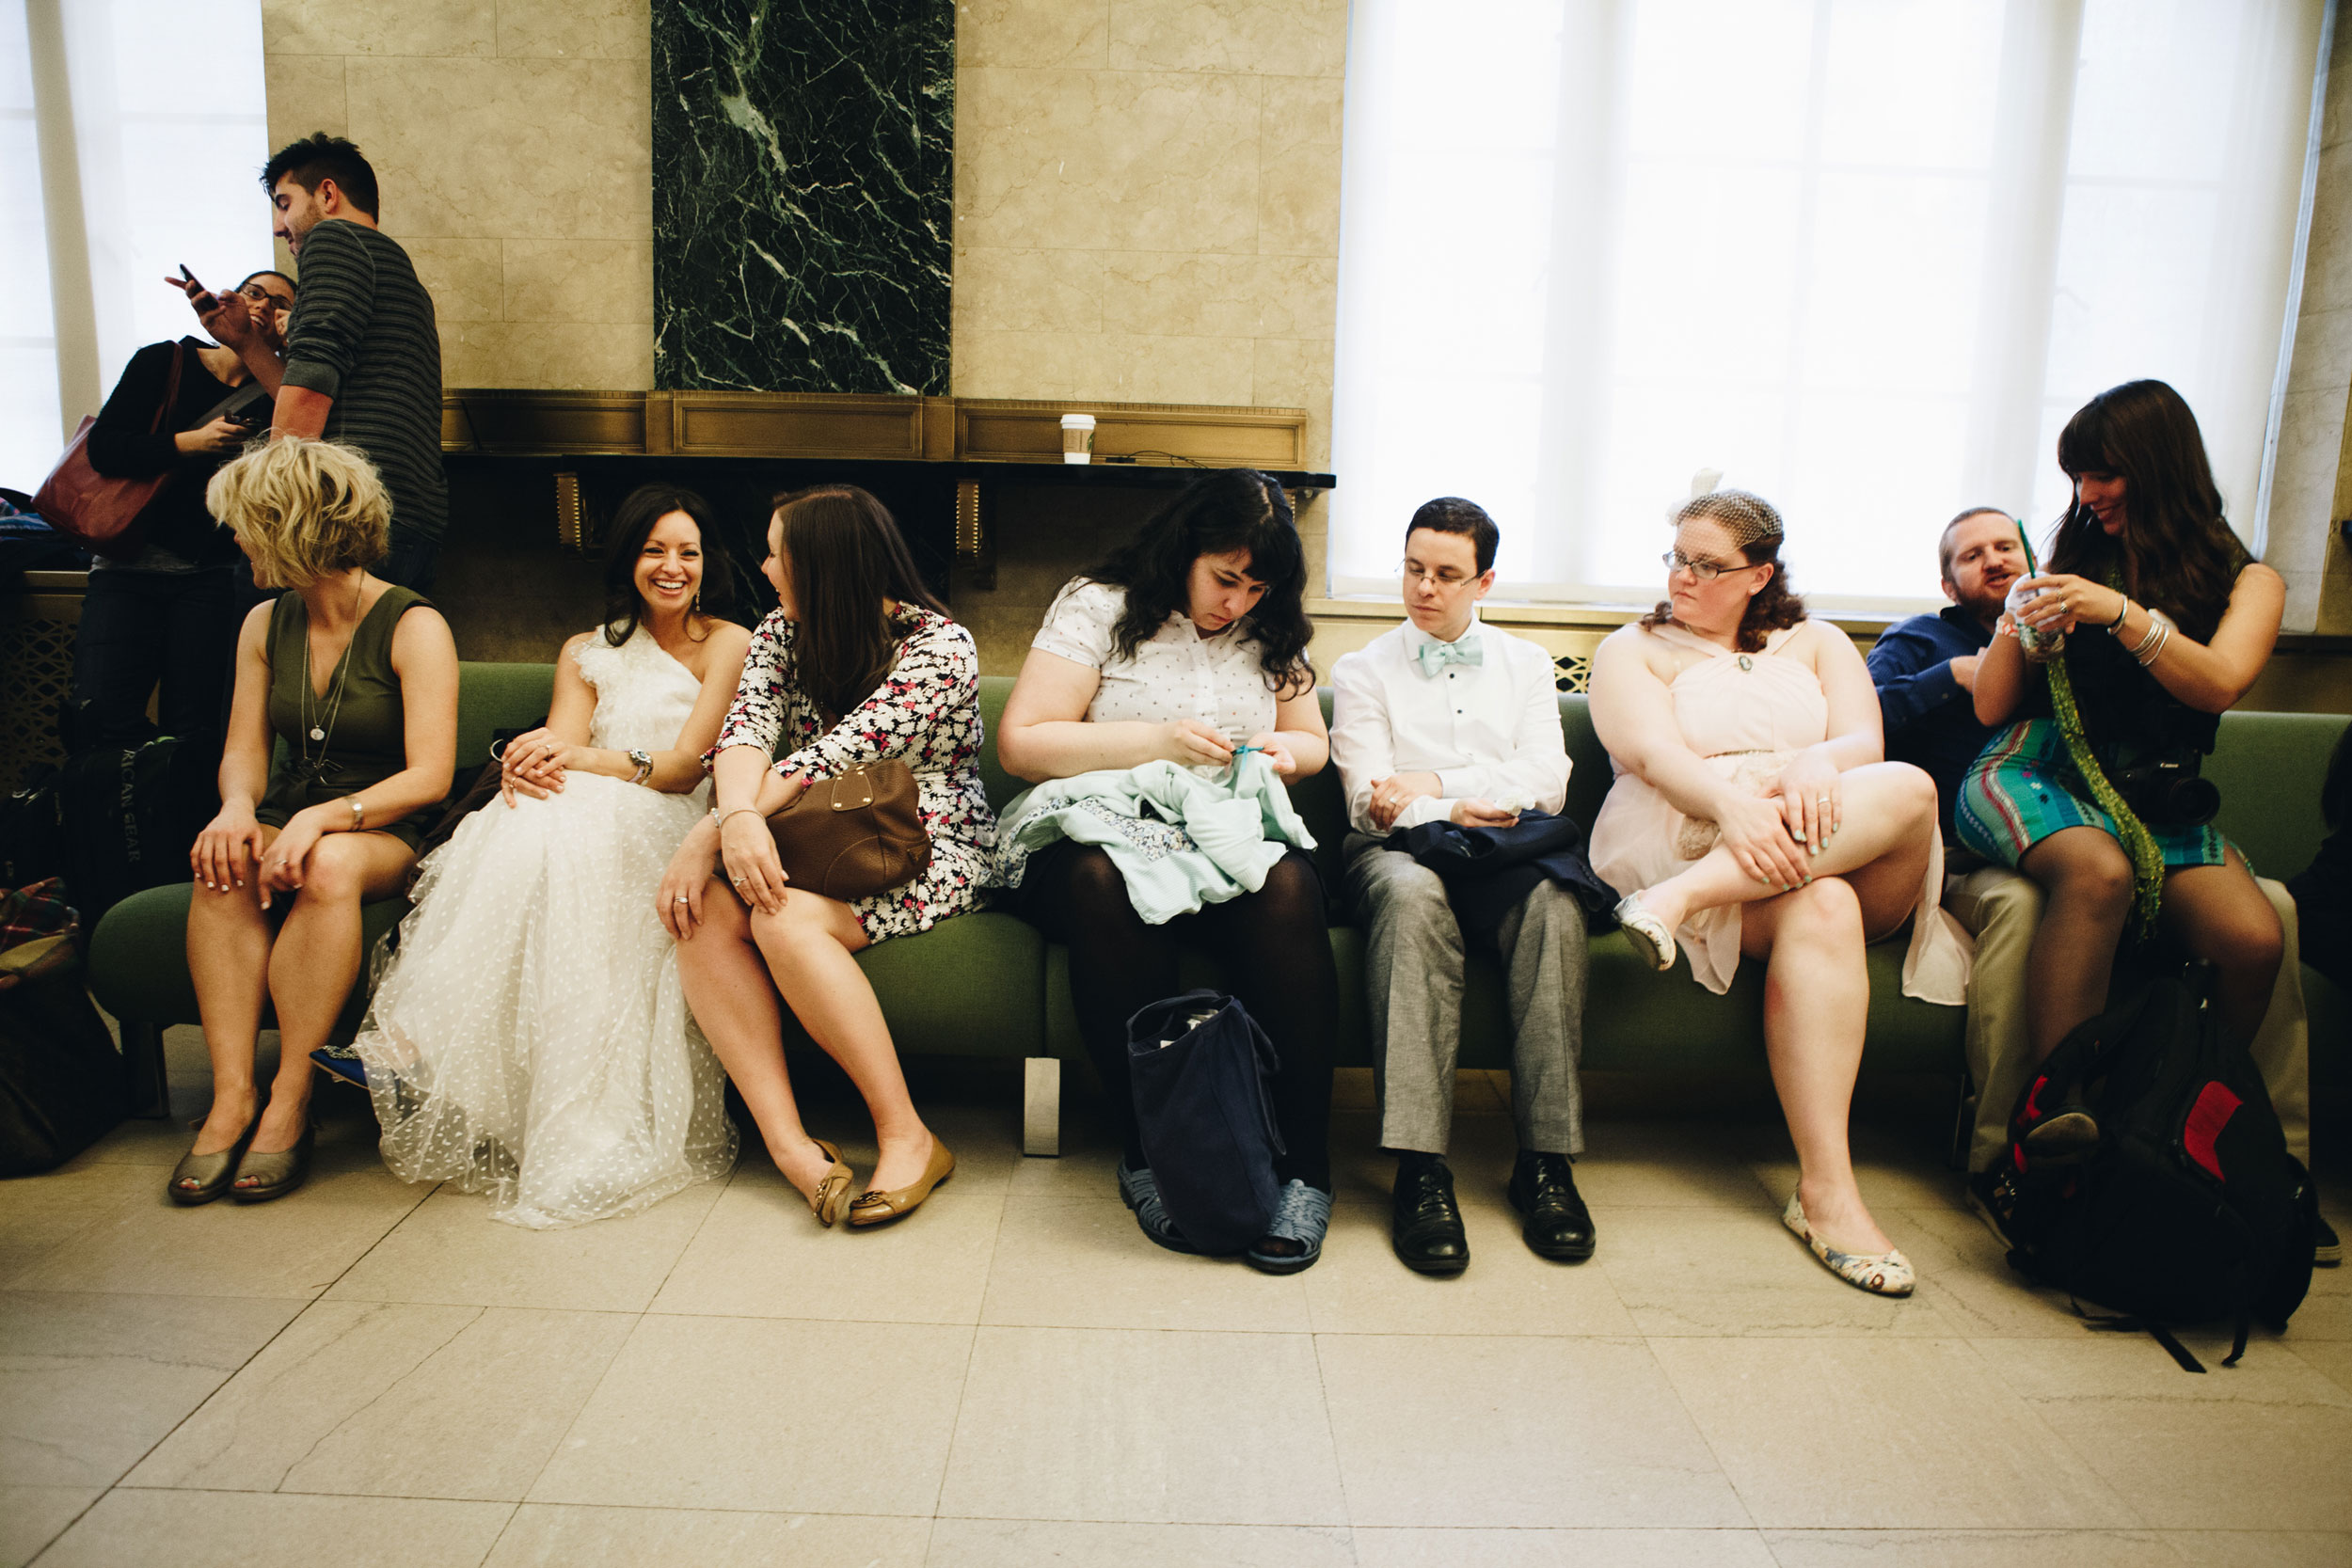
1945;866;2311;1172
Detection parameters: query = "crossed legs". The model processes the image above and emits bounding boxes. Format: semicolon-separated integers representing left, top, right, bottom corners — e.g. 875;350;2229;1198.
1631;762;1942;1259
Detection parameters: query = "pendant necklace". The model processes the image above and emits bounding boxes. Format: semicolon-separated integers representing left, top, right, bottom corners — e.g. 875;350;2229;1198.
299;575;364;774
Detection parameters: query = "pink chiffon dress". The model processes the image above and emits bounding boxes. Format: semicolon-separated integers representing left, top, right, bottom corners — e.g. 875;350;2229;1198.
1587;622;1971;1001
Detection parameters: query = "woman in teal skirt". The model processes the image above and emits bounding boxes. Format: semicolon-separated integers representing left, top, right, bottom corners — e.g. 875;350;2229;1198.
1959;379;2285;1149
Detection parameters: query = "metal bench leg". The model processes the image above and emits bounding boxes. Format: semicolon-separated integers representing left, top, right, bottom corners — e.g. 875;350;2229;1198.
1023;1056;1060;1157
122;1021;171;1119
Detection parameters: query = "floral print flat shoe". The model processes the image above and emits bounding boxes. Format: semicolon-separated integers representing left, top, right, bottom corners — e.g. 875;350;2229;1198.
1613;892;1677;973
1783;1192;1915;1297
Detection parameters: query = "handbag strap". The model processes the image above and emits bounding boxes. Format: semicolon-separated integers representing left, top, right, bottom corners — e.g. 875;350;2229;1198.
151;341;186;436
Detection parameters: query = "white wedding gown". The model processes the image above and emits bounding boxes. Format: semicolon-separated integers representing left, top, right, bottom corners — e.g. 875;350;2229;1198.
352;627;739;1227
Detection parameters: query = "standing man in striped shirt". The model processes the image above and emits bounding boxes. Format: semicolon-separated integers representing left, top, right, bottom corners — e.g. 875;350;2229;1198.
180;135;447;590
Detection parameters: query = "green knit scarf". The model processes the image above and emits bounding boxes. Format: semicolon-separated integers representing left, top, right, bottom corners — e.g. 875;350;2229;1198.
2021;533;2164;936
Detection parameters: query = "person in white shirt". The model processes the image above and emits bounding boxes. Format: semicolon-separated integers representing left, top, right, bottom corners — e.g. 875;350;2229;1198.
1328;499;1594;1275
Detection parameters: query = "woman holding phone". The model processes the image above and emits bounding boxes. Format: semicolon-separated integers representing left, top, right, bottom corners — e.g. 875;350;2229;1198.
72;269;296;749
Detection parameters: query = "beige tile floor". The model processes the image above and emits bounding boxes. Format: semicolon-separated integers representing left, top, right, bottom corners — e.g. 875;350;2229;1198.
4;1036;2347;1568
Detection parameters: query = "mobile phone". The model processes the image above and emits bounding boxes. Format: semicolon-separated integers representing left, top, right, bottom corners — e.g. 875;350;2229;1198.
179;263;202;293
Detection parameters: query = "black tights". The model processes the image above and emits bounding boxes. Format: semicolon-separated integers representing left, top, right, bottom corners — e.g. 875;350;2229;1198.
1016;840;1337;1191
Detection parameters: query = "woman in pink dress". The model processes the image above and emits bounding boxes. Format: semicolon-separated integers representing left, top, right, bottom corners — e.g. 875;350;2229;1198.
1587;490;1969;1296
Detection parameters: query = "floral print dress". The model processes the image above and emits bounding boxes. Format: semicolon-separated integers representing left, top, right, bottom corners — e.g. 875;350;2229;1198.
711;603;997;942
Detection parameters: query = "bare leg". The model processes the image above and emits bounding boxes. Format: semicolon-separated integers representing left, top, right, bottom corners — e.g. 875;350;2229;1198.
675;880;836;1199
183;826;279;1166
247;832;415;1164
1642;763;1938;932
2160;849;2283;1050
1741;877;1890;1255
2015;826;2133;1060
749;889;936;1192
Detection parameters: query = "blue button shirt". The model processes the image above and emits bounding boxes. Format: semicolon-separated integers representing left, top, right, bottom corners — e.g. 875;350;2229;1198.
1867;604;1995;840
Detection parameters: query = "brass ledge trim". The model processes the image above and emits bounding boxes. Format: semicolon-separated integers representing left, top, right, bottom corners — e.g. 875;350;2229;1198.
441;388;1307;470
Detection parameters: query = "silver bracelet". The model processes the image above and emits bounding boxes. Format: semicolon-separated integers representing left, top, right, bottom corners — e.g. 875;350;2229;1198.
718;807;765;831
2126;613;2166;661
2134;621;2170;667
2103;597;2135;633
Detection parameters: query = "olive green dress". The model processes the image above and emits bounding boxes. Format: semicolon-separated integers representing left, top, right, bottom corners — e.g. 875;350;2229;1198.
254;584;433;850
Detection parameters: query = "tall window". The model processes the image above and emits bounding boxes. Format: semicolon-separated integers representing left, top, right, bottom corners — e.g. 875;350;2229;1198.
0;0;269;493
1330;0;2328;610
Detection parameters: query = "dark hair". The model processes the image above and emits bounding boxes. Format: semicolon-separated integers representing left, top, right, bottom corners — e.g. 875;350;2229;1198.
234;269;296;298
1640;489;1807;654
261;134;379;218
1938;506;2011;583
2051;379;2246;642
1405;496;1499;574
1078;468;1314;695
601;483;724;648
773;484;948;723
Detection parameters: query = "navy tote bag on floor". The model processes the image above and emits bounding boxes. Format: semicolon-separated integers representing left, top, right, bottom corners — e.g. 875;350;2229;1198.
1125;990;1285;1255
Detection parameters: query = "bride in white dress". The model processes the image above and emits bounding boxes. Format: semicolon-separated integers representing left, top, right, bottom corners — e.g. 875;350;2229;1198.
352;487;753;1227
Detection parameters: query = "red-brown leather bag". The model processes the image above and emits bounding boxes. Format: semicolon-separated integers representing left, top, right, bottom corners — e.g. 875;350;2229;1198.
764;760;932;901
30;342;184;560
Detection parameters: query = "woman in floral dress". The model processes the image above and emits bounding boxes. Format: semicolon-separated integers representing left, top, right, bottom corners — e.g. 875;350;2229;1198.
656;485;994;1229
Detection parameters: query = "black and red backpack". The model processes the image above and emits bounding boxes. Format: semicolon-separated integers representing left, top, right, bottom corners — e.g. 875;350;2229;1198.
1976;969;2316;1370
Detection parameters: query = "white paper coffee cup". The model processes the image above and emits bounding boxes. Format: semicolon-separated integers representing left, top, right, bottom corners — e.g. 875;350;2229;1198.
1061;413;1095;465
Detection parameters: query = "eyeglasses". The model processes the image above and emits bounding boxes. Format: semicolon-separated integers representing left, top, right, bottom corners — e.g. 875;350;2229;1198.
1400;561;1475;588
237;283;292;308
1661;549;1752;582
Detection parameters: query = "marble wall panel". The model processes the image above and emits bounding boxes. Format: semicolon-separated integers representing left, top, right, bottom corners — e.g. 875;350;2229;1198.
263;0;495;57
262;1;656;390
504;241;656;325
403;238;504;325
495;0;652;60
949;0;1351;664
344;58;651;243
652;0;953;395
958;0;1108;70
1107;0;1346;78
1257;75;1345;260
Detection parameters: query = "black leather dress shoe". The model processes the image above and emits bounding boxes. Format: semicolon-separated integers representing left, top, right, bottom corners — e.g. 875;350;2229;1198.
1509;1151;1596;1261
1391;1154;1469;1275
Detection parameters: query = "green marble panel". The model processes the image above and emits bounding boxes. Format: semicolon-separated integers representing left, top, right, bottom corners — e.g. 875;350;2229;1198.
654;0;952;394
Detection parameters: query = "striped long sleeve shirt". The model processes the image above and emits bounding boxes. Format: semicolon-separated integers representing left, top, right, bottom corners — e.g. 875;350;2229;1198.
280;218;448;545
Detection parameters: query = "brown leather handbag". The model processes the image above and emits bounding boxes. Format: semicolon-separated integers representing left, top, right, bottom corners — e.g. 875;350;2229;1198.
766;760;932;901
31;342;185;560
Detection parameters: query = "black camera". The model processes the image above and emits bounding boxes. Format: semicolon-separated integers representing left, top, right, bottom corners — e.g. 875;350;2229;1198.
2112;752;2219;828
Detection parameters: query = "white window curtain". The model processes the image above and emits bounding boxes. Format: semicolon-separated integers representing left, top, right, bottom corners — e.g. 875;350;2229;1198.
1330;0;2329;612
0;0;268;497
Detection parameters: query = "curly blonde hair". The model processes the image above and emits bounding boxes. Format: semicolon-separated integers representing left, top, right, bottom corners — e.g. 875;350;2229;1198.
205;436;389;588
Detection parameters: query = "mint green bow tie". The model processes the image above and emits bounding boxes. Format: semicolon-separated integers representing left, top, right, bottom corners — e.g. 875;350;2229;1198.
1412;634;1484;679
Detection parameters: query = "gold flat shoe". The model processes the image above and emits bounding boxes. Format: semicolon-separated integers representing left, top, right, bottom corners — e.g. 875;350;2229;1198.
1784;1192;1914;1297
168;1110;261;1206
848;1138;955;1228
809;1137;854;1227
230;1123;315;1204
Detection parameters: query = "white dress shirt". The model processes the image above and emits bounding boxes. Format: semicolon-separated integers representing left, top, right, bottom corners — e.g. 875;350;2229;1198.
1032;578;1280;740
1328;612;1570;837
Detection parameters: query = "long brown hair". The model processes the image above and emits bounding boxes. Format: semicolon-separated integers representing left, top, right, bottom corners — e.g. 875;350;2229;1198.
773;484;948;723
1080;468;1315;694
2051;379;2246;642
1639;489;1807;654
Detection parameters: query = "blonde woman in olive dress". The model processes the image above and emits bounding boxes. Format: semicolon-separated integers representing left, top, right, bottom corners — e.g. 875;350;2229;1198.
173;438;458;1206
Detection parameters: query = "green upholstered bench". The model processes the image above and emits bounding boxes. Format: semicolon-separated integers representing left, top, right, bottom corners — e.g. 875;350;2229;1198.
85;666;2348;1153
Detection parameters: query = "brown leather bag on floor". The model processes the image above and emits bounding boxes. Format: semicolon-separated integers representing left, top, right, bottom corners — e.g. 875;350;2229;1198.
766;760;931;901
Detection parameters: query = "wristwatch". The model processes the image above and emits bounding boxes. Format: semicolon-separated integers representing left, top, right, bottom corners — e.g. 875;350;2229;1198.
628;749;653;786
